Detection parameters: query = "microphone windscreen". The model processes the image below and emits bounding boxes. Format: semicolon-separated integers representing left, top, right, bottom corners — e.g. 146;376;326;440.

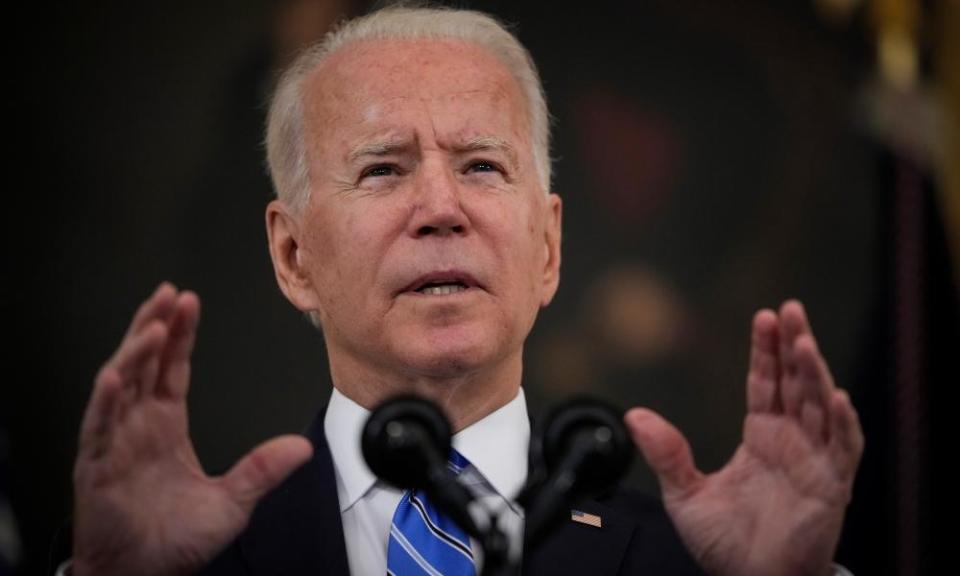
540;398;633;495
361;395;452;489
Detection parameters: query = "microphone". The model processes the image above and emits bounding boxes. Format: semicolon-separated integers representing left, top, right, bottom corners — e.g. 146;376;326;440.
521;398;633;548
361;395;483;540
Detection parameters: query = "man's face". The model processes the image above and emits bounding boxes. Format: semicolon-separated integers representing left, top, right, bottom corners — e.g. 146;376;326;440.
276;38;561;382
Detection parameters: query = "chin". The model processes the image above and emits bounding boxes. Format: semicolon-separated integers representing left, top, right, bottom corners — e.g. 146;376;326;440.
395;329;503;379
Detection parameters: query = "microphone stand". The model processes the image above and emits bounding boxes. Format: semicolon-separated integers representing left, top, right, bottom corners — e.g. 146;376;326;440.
476;515;513;576
522;427;605;551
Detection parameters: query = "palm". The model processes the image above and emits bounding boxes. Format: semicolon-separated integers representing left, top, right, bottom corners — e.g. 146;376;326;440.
626;301;863;576
72;284;312;576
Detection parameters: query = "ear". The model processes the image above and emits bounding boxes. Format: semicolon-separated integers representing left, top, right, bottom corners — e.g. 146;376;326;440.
266;200;321;315
539;193;562;307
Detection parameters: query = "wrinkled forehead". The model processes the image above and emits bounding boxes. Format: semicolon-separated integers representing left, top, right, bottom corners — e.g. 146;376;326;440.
300;38;532;152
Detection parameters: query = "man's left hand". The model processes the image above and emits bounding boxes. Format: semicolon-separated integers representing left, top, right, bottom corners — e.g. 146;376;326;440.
625;300;864;576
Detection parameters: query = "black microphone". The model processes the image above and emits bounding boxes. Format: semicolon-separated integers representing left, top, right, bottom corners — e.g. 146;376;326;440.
361;395;483;540
521;398;633;548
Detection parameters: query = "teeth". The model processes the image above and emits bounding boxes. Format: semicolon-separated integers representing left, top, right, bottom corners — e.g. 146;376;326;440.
420;284;466;296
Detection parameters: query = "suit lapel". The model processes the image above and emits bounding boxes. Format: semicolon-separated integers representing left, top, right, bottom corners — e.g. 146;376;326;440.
523;496;636;576
238;406;351;576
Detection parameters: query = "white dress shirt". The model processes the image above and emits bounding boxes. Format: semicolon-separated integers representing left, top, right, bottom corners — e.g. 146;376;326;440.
324;387;529;576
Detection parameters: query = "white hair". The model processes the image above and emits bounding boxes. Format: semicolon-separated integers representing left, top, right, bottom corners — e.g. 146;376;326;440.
264;4;552;212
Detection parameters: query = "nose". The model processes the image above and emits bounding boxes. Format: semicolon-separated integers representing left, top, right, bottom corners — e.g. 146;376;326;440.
407;161;469;238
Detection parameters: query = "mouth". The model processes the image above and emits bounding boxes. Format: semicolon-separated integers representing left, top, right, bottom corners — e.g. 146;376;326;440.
401;271;483;296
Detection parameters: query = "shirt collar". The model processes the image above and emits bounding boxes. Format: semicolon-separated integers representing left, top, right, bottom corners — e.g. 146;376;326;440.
324;387;530;513
324;387;378;513
451;388;529;504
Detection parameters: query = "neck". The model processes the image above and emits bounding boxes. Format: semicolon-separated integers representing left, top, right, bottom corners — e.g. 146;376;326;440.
327;350;523;432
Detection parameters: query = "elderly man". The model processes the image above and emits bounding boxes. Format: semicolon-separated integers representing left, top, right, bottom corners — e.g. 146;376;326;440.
69;6;863;576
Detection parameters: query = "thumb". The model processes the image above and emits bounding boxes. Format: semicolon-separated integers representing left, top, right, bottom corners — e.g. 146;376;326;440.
624;407;703;500
223;435;313;510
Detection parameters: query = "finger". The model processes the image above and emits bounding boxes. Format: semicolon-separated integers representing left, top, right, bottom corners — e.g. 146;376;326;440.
795;333;837;442
624;408;703;500
747;309;781;413
778;300;810;417
154;291;201;400
78;367;125;459
107;321;168;405
222;435;313;510
122;282;178;342
828;390;864;479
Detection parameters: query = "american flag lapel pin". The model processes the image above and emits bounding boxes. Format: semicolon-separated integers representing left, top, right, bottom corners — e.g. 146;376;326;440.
570;509;602;528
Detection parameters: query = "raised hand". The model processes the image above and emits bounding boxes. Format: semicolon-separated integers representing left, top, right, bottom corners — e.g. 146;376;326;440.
72;283;313;576
625;300;863;576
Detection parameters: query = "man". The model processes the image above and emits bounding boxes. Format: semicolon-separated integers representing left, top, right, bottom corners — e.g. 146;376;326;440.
69;6;863;576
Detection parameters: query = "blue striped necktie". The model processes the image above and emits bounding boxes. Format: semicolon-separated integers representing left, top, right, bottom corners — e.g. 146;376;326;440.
386;449;477;576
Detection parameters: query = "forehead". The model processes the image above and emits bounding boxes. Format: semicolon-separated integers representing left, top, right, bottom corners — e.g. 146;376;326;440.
301;38;530;148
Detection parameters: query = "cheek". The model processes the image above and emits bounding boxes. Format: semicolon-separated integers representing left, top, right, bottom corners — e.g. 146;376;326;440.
305;203;405;297
302;210;339;274
488;198;545;293
299;216;343;318
305;206;358;264
519;205;551;301
301;209;363;311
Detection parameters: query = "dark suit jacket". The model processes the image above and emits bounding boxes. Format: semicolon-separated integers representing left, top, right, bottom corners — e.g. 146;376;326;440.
202;408;705;576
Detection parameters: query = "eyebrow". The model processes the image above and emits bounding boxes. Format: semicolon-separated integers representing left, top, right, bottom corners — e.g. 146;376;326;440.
346;135;520;168
454;136;519;169
347;138;414;164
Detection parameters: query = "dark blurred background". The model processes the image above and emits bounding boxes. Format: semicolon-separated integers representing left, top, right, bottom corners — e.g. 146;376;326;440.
4;0;957;575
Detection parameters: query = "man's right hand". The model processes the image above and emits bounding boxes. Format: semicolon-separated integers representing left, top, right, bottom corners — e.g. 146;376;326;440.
72;283;313;576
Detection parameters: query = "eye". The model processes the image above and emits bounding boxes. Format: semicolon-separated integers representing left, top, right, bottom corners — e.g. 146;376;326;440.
466;160;501;174
362;164;400;179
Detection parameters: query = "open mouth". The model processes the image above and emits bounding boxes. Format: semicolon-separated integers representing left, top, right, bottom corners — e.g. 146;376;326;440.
402;271;481;296
416;282;469;296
